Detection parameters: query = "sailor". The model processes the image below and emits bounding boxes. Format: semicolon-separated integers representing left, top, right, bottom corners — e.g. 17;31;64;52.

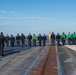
21;33;26;47
10;35;15;47
27;33;32;46
67;32;72;45
42;34;47;46
32;34;37;46
38;34;42;46
61;32;66;45
73;32;76;45
51;32;55;46
48;33;51;42
16;33;21;47
56;33;61;46
0;32;5;56
5;34;9;47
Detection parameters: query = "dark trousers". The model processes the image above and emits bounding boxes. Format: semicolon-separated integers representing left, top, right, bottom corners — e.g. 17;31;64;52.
68;38;71;45
73;38;76;45
11;41;14;47
17;40;20;47
0;44;4;56
57;39;60;46
39;40;41;46
21;41;25;47
72;38;74;44
6;41;9;47
28;40;31;46
62;38;65;45
52;39;55;46
33;40;36;46
43;40;46;46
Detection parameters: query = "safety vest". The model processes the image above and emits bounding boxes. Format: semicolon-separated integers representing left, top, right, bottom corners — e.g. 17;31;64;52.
48;34;51;39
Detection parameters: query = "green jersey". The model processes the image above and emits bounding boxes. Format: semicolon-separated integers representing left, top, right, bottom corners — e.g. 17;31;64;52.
73;33;76;38
67;34;71;38
61;34;66;39
32;35;37;40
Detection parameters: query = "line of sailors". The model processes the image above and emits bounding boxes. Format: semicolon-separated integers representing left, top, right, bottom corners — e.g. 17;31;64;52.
0;33;47;48
0;32;76;57
1;32;76;48
0;33;47;56
48;32;76;46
